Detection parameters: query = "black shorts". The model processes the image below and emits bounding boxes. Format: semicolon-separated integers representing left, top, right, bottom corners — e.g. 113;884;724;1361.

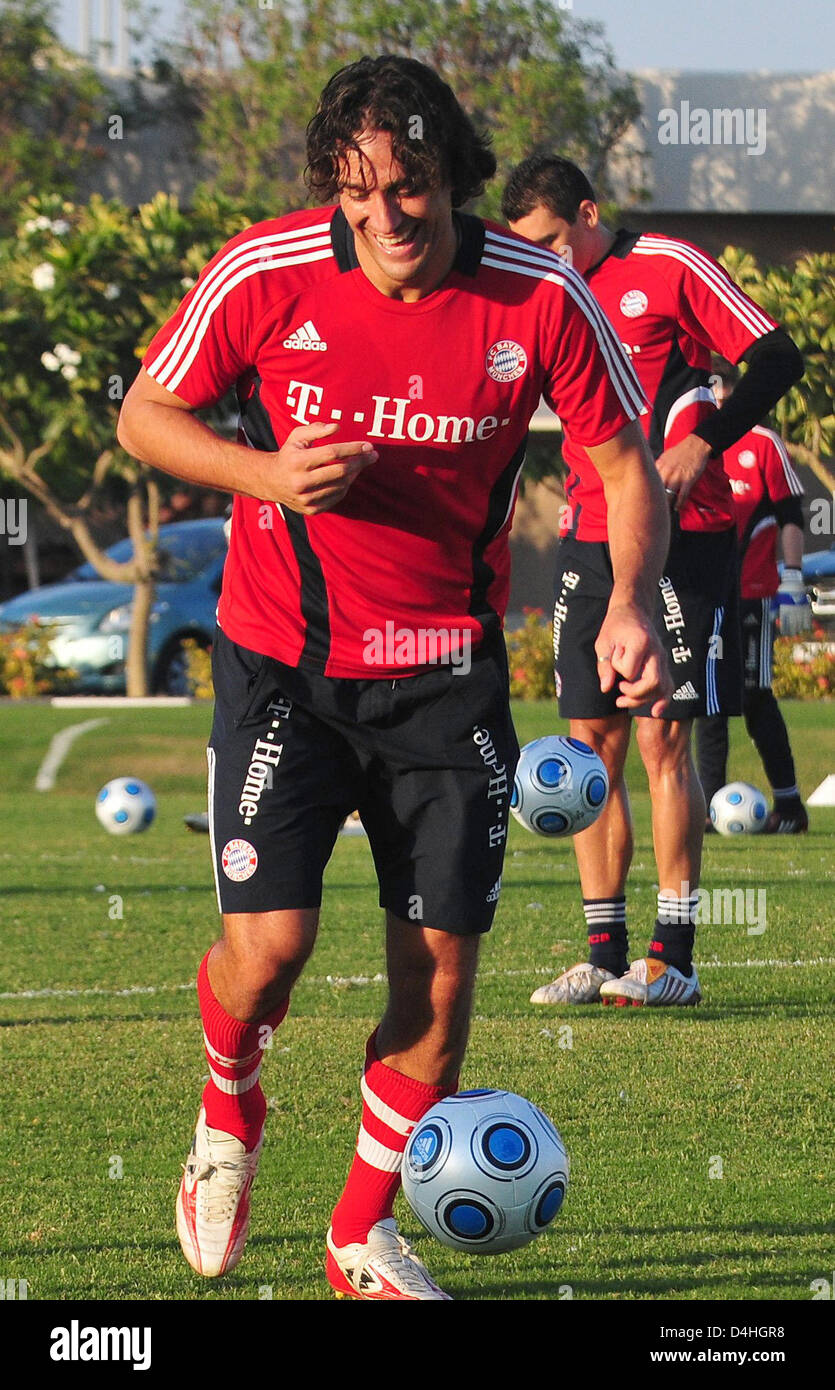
207;627;519;934
553;527;743;721
741;597;774;692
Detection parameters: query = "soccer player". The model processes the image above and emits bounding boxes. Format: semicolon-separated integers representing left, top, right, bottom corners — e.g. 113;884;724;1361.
503;155;804;1008
696;359;809;834
117;58;670;1300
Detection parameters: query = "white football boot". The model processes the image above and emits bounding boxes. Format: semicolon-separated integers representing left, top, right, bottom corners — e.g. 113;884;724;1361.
599;957;701;1007
326;1219;452;1300
530;962;617;1005
176;1106;263;1276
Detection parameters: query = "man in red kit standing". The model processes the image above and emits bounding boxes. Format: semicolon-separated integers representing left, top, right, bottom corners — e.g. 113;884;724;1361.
117;58;671;1300
696;359;809;834
503;155;804;1009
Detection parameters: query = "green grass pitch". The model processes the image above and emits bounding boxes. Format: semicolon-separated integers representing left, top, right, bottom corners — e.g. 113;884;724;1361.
0;699;832;1301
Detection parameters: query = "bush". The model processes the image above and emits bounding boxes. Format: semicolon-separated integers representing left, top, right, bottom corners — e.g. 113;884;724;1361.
505;608;555;701
0;620;75;697
183;637;214;699
772;633;835;698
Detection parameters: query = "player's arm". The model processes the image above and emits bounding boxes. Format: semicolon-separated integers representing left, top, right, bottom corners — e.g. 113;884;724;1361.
763;435;809;630
693;330;804;460
117;367;376;515
775;518;809;633
655;243;804;507
660;331;804;507
780;521;804;570
585;420;672;716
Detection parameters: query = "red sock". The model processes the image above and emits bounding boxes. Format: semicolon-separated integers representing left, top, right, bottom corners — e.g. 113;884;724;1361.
330;1031;456;1246
197;952;289;1151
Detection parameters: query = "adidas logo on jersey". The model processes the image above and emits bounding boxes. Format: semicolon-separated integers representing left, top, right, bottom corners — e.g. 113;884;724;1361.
283;319;327;351
486;877;502;904
672;681;698;701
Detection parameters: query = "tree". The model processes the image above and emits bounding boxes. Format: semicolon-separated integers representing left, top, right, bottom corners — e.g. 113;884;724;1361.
166;0;643;221
0;190;248;694
720;247;835;493
0;0;106;236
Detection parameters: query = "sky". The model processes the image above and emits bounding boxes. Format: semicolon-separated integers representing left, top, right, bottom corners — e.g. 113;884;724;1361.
577;0;835;72
57;0;835;72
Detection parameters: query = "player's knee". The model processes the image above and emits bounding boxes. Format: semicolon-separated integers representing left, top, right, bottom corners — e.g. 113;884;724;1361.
221;919;315;1004
635;718;691;780
570;719;629;783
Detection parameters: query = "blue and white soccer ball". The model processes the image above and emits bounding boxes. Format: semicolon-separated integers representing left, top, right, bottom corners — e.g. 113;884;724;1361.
401;1089;569;1254
709;781;768;836
95;777;157;835
511;735;609;837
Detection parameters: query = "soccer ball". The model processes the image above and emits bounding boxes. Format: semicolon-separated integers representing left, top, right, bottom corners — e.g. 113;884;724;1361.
709;781;768;836
401;1089;569;1254
510;735;608;836
95;777;156;835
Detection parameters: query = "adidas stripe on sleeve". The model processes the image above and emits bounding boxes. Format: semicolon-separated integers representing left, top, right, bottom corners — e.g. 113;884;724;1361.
754;425;804;501
632;235;778;361
482;229;647;446
144;219;334;408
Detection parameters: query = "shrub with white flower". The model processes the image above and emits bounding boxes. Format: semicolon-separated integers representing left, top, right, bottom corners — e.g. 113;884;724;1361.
31;262;56;291
40;344;81;379
53;344;81;366
2;189;252;696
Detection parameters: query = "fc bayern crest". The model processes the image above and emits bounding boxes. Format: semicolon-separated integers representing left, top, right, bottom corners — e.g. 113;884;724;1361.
221;838;258;882
737;449;757;468
485;340;528;383
619;289;648;318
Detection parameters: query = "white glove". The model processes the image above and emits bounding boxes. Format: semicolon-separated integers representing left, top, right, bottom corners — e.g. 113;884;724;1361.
776;568;811;635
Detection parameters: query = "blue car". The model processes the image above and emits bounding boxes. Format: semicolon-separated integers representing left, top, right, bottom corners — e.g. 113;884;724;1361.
0;519;227;694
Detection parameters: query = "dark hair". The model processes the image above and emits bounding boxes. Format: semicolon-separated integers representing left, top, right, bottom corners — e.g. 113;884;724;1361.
305;55;496;208
501;153;596;224
711;355;740;385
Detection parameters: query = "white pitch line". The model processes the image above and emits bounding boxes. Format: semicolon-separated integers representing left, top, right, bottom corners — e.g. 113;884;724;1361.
696;957;835;970
2;957;834;1002
50;696;192;708
0;983;196;1001
34;718;109;790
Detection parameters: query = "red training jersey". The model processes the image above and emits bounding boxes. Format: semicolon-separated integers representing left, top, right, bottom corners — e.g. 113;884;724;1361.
559;230;779;542
723;425;804;598
143;207;645;677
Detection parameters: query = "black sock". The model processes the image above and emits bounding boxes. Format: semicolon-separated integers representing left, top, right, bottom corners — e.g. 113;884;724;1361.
773;784;803;812
648;892;697;975
583;896;628;976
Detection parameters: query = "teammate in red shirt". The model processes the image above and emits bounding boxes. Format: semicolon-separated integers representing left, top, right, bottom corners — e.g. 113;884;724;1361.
697;359;809;833
117;59;671;1299
503;155;803;1008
